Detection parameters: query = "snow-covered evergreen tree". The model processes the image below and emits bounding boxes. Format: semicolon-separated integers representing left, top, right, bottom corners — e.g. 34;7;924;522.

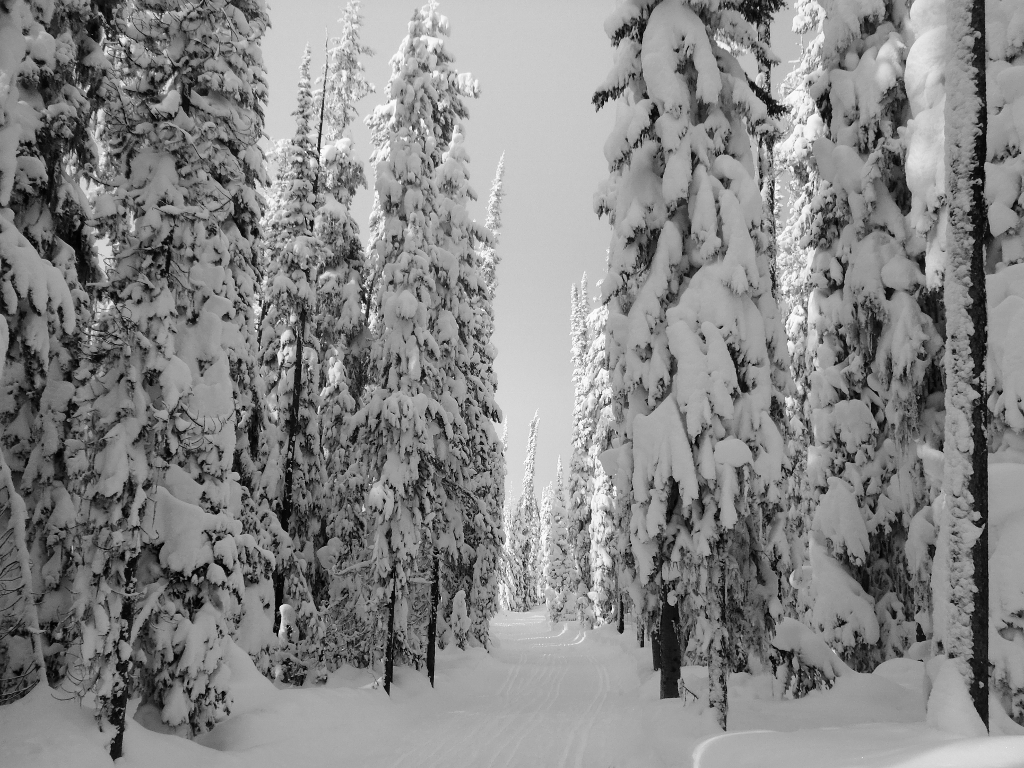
984;0;1024;725
427;125;503;651
543;463;577;623
349;3;478;690
583;303;621;625
792;0;942;670
774;0;825;628
0;0;118;690
503;413;540;611
536;454;561;610
312;1;375;669
0;2;76;700
596;0;786;725
323;0;374;145
568;277;595;613
73;0;269;742
257;48;328;684
481;153;505;294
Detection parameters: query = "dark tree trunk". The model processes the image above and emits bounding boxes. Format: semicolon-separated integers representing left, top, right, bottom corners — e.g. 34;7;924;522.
273;573;285;634
108;555;138;761
617;595;624;634
637;617;644;648
384;580;397;695
757;20;778;298
943;0;989;730
651;620;660;671
708;551;728;729
427;551;439;687
659;592;680;699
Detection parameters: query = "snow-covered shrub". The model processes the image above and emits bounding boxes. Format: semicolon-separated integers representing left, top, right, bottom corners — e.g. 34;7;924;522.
771;616;850;698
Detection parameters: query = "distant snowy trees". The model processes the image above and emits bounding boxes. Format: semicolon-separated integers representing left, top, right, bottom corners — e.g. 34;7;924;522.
0;0;510;753
543;461;578;623
502;413;541;611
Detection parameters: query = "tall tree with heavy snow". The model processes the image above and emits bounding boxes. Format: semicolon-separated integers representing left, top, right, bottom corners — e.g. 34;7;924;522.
983;0;1024;727
934;0;989;728
568;276;595;617
793;0;942;670
0;0;121;690
257;48;329;684
543;462;578;622
0;2;74;701
312;0;376;670
425;124;500;668
774;0;825;626
72;0;270;747
349;3;478;693
595;0;786;725
584;303;623;625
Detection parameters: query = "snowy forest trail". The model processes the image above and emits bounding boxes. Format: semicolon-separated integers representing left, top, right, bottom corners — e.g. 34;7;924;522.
6;608;1024;768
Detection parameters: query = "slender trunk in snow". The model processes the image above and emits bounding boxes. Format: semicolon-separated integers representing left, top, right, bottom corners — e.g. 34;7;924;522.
617;595;624;634
708;551;728;729
659;591;679;699
941;0;989;729
3;462;45;684
384;578;397;695
427;550;439;687
108;555;138;761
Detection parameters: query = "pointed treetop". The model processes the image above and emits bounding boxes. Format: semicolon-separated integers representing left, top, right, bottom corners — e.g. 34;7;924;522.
523;411;540;489
324;0;375;140
296;44;314;122
485;153;506;239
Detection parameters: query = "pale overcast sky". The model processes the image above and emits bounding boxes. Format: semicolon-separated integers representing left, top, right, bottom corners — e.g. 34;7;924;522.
263;1;800;503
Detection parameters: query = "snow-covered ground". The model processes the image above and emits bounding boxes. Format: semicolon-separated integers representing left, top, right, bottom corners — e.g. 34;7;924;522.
2;609;1022;767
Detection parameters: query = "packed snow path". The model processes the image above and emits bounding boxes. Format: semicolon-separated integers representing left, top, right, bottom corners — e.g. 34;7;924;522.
5;608;1024;767
387;610;633;768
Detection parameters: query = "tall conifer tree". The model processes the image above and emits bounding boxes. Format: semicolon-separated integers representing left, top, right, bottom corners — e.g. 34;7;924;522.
351;3;478;693
596;0;785;725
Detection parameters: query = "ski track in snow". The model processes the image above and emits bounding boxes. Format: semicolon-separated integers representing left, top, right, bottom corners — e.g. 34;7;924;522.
391;611;616;768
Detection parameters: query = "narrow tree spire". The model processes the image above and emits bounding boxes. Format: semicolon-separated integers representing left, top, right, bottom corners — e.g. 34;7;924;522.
481;153;506;294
